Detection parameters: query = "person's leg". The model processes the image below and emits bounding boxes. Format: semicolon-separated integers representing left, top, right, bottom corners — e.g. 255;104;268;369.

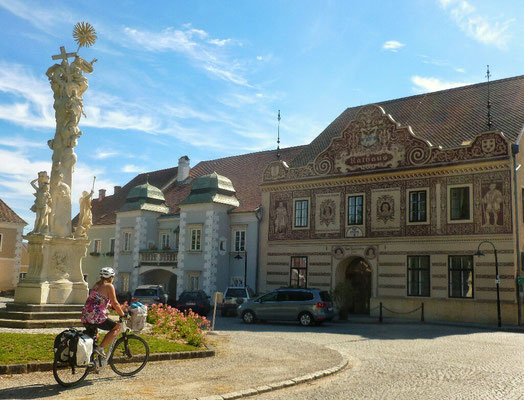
99;324;120;348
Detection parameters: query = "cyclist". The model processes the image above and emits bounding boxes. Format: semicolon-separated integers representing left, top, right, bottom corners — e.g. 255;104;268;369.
81;267;126;358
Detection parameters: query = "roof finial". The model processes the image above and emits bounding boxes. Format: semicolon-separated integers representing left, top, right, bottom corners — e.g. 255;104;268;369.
276;109;281;160
486;65;493;130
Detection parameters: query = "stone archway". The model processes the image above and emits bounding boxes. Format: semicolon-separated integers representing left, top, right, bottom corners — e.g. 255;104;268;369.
139;269;178;301
335;256;372;315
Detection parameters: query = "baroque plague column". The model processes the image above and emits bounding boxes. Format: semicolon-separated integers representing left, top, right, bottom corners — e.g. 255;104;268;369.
15;23;98;304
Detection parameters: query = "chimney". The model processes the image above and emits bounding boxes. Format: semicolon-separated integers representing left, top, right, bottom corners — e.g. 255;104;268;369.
177;156;190;182
98;189;106;200
114;186;121;195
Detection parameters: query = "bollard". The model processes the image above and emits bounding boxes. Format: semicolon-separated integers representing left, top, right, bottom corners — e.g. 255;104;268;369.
421;302;424;322
379;302;383;323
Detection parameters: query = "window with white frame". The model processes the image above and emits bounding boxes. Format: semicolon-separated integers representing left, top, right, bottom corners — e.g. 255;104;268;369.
19;272;26;281
190;228;201;251
294;199;309;228
448;255;474;298
161;233;170;249
347;195;364;225
290;256;307;288
449;186;471;221
188;272;200;290
120;272;130;293
174;231;179;250
0;233;3;252
123;231;132;252
93;239;102;254
233;229;246;252
409;190;427;223
109;238;115;254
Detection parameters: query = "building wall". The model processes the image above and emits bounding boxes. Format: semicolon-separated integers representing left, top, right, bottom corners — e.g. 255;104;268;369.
82;224;116;287
0;223;25;292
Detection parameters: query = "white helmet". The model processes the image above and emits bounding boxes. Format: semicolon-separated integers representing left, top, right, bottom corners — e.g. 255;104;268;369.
100;267;115;278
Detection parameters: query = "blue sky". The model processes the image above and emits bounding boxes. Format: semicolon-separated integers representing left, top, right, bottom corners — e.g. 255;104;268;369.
0;0;523;229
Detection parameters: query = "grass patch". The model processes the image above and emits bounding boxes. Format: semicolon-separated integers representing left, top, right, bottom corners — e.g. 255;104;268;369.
0;333;200;365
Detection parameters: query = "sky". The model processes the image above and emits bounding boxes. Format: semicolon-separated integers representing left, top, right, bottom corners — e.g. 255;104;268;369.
0;0;523;230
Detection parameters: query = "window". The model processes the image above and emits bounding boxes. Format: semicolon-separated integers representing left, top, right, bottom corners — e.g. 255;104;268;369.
93;239;102;254
0;233;3;251
109;238;115;254
290;256;307;288
19;272;26;281
448;255;474;298
190;228;201;251
188;272;200;291
161;233;170;249
348;195;364;225
409;191;427;223
120;272;130;293
123;231;132;252
407;256;430;296
174;231;179;250
234;230;246;252
450;186;470;220
294;200;309;227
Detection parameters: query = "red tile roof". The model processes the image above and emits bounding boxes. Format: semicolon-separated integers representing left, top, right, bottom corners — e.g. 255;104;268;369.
291;75;524;167
0;198;26;225
85;147;304;225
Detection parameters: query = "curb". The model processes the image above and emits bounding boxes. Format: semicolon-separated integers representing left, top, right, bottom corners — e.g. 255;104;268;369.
191;357;349;400
0;344;215;375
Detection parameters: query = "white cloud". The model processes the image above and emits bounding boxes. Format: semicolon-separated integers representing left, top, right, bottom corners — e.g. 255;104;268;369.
122;164;143;173
438;0;514;49
382;41;405;52
122;26;250;86
0;1;74;33
419;55;466;74
256;56;263;61
92;150;120;160
411;76;472;93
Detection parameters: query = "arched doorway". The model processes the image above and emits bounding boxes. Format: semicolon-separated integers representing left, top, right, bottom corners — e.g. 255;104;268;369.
139;269;178;302
345;258;372;314
335;256;372;315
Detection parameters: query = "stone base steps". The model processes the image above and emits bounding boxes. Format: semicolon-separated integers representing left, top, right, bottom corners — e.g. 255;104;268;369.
0;318;83;328
0;303;85;328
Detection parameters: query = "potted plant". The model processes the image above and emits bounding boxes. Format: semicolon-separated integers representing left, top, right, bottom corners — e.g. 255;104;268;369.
331;281;354;320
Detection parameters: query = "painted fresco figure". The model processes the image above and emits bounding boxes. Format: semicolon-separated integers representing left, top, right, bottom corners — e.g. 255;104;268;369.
482;183;503;226
274;201;288;233
30;171;52;234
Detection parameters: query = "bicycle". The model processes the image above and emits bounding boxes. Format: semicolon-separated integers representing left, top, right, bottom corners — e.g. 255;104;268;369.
53;316;150;387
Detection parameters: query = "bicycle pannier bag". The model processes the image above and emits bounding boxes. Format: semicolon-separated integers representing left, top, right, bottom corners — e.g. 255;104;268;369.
129;302;148;333
53;329;77;362
69;333;94;366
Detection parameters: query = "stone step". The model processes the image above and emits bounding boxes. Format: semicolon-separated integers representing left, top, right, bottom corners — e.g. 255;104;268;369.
5;303;84;313
0;318;83;328
0;310;82;320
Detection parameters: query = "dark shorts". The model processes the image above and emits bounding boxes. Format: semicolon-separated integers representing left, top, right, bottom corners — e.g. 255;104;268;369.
83;318;117;339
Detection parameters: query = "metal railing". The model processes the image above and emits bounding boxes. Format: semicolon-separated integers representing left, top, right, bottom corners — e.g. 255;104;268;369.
377;302;425;323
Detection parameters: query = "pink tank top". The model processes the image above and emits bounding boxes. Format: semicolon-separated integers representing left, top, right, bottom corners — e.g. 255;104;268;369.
81;289;110;324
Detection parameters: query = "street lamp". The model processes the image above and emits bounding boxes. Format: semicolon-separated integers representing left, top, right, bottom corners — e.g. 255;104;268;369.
474;240;501;328
234;251;248;288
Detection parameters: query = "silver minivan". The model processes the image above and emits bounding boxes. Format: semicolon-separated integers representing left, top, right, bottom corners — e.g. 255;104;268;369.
238;288;335;326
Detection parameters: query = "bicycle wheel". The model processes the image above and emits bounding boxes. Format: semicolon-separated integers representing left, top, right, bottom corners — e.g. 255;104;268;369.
52;356;90;387
109;334;149;376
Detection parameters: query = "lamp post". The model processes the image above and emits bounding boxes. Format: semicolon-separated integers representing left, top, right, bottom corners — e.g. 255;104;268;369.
234;251;248;288
474;240;502;328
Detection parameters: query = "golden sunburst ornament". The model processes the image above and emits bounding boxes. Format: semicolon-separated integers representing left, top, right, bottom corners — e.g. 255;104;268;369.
73;22;97;50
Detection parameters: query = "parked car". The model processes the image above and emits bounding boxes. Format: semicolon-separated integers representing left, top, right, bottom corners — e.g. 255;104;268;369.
237;288;335;326
221;286;255;317
173;290;211;316
132;285;168;305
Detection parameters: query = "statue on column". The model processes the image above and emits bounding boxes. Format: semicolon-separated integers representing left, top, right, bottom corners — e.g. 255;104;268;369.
30;171;52;234
74;177;96;238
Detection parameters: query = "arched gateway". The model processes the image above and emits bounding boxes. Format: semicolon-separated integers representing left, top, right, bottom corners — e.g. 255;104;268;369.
335;256;372;314
138;269;177;301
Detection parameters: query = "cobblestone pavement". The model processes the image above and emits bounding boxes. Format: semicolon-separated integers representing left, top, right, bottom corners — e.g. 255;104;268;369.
234;321;524;400
1;315;523;399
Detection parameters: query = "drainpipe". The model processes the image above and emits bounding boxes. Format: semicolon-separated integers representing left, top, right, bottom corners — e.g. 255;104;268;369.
511;143;522;326
255;205;263;294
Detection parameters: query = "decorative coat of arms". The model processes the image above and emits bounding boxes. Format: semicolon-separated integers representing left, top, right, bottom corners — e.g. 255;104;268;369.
376;195;395;223
319;199;336;226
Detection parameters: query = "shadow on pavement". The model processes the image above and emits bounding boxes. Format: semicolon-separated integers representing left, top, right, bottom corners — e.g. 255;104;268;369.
212;314;502;341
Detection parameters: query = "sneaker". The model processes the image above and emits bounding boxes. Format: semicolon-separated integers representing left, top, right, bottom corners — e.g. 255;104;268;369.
93;345;106;358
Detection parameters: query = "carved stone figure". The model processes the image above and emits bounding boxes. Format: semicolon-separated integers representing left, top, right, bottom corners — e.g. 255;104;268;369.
50;173;71;237
52;253;70;280
482;183;503;226
30;171;52;234
274;202;288;234
74;190;94;238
